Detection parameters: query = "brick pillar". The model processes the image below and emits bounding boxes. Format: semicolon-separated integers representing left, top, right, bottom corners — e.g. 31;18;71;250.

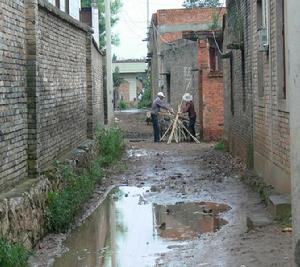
25;0;39;177
86;34;93;138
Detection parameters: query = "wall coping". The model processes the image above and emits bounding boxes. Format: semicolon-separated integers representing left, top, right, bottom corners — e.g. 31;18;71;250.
38;0;93;34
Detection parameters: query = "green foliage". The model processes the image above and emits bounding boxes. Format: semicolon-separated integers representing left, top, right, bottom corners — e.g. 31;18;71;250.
81;0;122;48
113;67;123;88
119;99;127;110
0;238;31;267
214;139;225;151
138;75;152;109
183;0;221;8
96;126;124;166
210;12;221;30
46;127;124;233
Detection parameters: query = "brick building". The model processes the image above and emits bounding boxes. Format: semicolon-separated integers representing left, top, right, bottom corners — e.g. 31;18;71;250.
223;0;290;194
0;0;104;192
147;8;225;140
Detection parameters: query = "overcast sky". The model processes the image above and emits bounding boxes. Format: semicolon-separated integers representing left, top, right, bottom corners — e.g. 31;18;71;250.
112;0;225;59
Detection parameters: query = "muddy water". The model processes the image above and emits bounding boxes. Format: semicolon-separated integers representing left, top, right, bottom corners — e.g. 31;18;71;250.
52;187;230;267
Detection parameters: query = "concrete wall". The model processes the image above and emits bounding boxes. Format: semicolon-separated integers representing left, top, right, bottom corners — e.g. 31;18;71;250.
0;0;104;191
0;0;28;191
162;40;199;116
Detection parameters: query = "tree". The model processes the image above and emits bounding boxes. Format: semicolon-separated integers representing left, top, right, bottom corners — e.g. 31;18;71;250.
81;0;122;48
113;67;123;88
182;0;221;8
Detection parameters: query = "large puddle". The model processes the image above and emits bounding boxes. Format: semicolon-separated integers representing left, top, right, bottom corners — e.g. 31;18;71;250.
53;187;230;267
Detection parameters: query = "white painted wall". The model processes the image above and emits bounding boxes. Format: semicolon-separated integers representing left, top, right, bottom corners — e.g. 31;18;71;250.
92;4;100;47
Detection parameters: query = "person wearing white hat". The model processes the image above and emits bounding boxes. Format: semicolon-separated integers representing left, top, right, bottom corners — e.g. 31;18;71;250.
150;92;173;142
181;93;197;140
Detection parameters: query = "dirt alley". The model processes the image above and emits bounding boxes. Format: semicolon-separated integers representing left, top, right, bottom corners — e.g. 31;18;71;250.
115;110;292;267
30;110;292;267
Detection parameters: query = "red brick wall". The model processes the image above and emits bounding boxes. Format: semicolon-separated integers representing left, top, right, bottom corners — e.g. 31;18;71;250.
118;81;130;102
157;8;224;25
198;39;224;141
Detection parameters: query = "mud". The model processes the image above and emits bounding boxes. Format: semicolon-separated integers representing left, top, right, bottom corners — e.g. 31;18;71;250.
29;111;292;267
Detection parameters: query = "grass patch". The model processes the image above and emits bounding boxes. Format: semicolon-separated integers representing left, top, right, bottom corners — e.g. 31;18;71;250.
0;238;31;267
214;139;225;151
46;126;124;233
119;99;127;110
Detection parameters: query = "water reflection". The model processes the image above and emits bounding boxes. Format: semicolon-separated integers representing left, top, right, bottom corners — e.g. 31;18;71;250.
53;187;230;267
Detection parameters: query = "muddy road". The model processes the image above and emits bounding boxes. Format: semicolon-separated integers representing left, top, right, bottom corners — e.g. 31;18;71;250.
30;110;292;267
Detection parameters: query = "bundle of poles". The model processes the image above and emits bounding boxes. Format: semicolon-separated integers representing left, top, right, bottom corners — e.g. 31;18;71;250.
159;106;200;144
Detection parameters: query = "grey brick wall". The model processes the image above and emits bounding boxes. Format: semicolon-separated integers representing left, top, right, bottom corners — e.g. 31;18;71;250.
224;0;290;194
223;0;253;164
0;0;28;191
37;5;88;168
0;0;104;191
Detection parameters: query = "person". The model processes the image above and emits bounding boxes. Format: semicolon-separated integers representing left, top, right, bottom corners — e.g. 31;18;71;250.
150;92;173;142
181;93;196;140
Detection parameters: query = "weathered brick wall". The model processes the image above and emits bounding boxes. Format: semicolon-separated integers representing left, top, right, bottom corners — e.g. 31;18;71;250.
91;42;104;129
252;0;290;194
223;0;253;163
0;1;28;191
198;39;224;141
162;40;199;117
224;0;290;194
0;0;104;191
37;5;88;168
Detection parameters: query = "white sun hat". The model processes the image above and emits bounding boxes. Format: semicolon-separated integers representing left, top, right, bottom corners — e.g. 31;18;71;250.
182;93;193;101
157;92;166;98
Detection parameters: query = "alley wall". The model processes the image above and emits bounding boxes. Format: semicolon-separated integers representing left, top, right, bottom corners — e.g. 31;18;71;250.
0;0;104;192
0;0;28;191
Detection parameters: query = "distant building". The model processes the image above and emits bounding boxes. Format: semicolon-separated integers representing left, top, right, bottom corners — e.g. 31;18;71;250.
112;60;147;107
147;8;225;140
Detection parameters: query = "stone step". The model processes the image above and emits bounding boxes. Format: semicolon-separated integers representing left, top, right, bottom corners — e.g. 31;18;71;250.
247;214;273;230
267;194;291;220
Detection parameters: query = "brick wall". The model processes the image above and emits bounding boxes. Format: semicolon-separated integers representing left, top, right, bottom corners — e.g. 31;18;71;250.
224;0;290;194
252;0;290;194
223;0;253;163
198;39;224;141
0;0;104;191
0;0;28;191
37;6;88;168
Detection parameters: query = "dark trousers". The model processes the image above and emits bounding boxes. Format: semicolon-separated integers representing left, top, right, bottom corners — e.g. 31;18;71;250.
189;116;196;139
151;114;160;142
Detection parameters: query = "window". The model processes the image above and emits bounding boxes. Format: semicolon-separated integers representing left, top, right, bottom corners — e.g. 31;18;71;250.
55;0;60;9
65;0;69;14
209;47;217;71
277;0;286;100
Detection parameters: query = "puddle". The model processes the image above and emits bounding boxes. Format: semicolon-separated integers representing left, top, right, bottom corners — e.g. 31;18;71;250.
53;187;230;267
127;149;149;158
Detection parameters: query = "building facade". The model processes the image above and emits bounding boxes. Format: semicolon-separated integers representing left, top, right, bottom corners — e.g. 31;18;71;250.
148;8;225;140
112;60;147;107
223;0;290;194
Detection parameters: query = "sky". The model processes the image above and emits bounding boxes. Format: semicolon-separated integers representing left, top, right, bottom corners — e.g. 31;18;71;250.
112;0;225;60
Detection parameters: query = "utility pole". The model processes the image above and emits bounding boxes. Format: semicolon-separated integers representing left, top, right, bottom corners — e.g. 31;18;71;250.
287;0;300;266
105;0;114;124
147;0;150;27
